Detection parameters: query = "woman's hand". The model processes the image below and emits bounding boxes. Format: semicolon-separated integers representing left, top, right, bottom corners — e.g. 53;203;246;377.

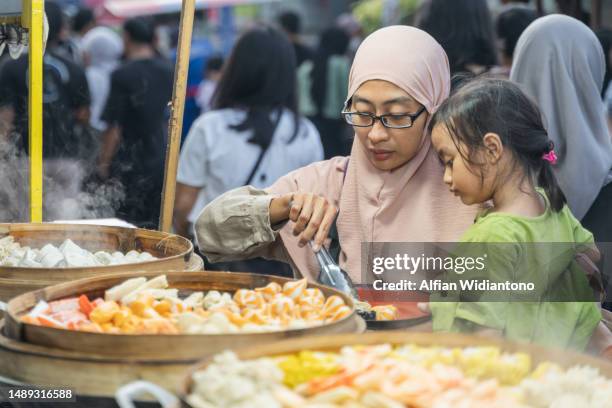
269;192;338;251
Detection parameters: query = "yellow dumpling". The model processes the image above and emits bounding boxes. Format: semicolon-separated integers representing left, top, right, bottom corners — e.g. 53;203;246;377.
129;294;155;317
90;301;120;324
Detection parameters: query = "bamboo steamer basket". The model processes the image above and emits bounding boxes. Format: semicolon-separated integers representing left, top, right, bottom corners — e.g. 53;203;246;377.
0;223;200;302
0;320;192;399
5;271;365;362
168;331;612;408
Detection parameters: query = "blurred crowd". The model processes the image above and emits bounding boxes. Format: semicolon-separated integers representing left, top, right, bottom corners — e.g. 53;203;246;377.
0;0;610;244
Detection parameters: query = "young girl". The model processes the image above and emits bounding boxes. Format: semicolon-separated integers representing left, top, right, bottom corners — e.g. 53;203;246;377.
428;78;602;350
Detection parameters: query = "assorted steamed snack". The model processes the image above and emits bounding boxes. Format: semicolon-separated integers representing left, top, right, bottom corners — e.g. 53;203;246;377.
187;345;612;408
20;275;354;334
0;236;157;268
354;300;399;321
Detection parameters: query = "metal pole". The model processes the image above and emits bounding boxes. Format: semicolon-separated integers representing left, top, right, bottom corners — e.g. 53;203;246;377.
591;0;602;30
159;0;195;232
25;0;44;223
535;0;544;16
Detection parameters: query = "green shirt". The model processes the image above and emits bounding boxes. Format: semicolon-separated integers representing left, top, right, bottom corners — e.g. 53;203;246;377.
297;56;350;119
430;192;601;350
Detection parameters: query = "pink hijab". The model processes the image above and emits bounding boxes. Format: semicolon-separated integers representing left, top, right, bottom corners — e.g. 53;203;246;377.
268;26;475;281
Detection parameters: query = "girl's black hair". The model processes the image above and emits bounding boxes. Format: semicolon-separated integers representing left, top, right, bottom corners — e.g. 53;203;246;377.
310;27;350;114
213;27;300;148
416;0;497;75
429;78;567;212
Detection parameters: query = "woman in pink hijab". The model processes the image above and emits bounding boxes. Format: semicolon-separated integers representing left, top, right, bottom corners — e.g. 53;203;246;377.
196;25;475;281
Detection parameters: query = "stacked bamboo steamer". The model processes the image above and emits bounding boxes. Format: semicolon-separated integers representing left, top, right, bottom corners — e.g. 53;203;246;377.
0;271;365;397
0;223;202;302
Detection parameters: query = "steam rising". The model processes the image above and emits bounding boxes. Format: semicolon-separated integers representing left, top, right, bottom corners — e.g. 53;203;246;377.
0;135;125;222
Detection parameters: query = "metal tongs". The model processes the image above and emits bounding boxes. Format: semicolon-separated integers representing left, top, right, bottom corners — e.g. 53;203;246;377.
311;242;359;299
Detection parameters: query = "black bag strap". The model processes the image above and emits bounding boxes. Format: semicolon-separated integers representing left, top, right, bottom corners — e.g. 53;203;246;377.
328;159;349;264
244;108;283;186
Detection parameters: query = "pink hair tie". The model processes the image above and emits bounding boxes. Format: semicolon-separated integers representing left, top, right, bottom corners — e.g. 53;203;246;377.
542;150;558;165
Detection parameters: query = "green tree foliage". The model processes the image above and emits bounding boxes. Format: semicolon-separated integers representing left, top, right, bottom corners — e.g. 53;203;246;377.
353;0;421;35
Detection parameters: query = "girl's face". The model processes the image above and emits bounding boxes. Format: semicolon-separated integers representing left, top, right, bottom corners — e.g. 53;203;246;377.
431;124;496;205
351;80;428;171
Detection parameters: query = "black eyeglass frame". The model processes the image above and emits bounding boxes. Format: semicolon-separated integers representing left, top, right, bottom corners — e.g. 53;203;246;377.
341;105;427;129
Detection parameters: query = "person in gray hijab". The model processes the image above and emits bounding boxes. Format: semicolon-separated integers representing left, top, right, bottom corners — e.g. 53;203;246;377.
511;14;612;243
82;27;124;133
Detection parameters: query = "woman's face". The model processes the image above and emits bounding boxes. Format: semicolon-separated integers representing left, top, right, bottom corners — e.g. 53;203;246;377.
351;80;428;171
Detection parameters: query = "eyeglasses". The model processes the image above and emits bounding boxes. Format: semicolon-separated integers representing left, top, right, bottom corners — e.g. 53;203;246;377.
342;106;427;129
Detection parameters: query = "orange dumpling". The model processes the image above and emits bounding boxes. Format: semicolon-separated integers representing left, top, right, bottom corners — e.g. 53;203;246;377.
282;278;308;300
255;282;282;301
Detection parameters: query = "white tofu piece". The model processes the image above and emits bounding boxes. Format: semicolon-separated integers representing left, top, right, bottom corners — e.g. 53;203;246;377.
121;275;169;304
105;277;147;301
141;288;179;300
29;300;50;316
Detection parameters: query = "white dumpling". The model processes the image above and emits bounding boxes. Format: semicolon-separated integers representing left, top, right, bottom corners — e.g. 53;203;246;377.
0;236;14;247
3;256;20;267
39;243;62;257
19;249;42;267
40;248;65;268
0;236;161;268
11;247;26;259
185;394;217;408
9;242;23;252
176;312;206;333
0;247;9;263
37;244;58;260
108;251;123;264
64;251;97;267
59;239;84;256
125;250;140;259
183;292;204;308
94;251;114;266
203;291;222;309
137;251;156;261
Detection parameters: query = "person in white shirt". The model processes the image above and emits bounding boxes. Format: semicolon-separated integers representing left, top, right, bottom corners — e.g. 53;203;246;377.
195;55;224;115
173;27;323;239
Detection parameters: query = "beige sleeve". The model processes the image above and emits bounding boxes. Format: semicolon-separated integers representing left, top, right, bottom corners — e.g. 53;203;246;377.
194;186;291;264
194;157;346;278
